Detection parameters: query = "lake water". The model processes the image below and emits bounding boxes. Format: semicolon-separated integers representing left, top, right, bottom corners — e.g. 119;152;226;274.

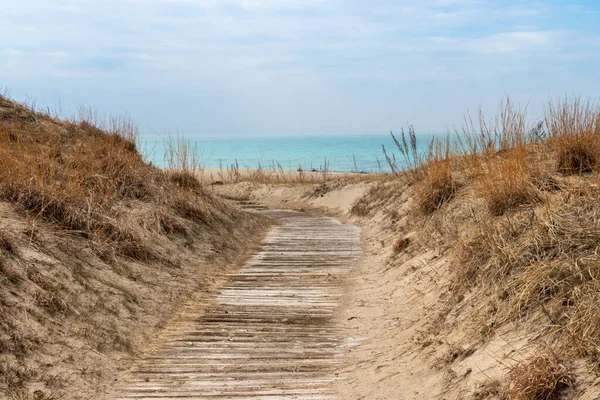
141;134;439;173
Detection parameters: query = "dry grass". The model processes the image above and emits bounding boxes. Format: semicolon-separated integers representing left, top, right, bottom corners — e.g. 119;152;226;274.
165;134;205;172
0;99;157;260
415;136;457;213
350;177;407;218
170;170;202;191
0;362;35;393
546;98;600;174
458;98;541;215
451;183;600;358
384;126;423;180
393;237;411;254
381;127;458;213
9;392;58;400
475;146;541;216
507;354;574;400
0;96;250;261
0;94;267;397
471;379;506;400
353;96;600;397
0;229;17;255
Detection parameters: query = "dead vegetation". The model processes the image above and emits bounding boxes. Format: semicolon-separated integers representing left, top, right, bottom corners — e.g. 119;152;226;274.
0;95;267;398
350;96;600;398
415;137;457;214
507;354;574;400
547;98;600;174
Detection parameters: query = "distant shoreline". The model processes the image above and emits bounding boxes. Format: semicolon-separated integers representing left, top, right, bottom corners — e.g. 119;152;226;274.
140;133;423;173
192;167;385;184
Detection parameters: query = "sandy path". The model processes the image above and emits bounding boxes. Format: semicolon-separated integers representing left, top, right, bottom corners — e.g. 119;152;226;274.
113;208;361;399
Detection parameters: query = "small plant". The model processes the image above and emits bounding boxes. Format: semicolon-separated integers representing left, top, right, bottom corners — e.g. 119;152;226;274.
415;135;457;213
383;126;424;181
459;98;539;215
507;354;574;400
476;147;540;216
0;229;16;255
169;170;201;191
393;237;410;253
546;98;600;174
471;379;506;400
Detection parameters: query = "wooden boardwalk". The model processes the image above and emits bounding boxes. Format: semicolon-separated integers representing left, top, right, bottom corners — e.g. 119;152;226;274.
116;209;361;399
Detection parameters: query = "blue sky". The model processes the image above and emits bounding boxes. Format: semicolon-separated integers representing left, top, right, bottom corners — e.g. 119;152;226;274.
1;0;599;136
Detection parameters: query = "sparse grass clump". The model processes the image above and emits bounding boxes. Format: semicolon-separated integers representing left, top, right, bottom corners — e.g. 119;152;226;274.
507;354;574;400
169;170;202;191
474;146;540;216
0;229;17;255
546;98;600;174
393;237;410;254
459;99;541;215
415;137;457;213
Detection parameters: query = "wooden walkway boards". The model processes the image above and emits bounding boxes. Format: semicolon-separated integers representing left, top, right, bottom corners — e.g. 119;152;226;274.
115;209;361;399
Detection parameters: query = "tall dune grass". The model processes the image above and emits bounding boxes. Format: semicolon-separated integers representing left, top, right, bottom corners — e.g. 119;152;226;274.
546;98;600;174
0;102;154;260
0;95;245;261
370;96;600;394
458;99;541;215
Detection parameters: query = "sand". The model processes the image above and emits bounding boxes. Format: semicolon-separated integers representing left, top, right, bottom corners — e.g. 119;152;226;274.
212;181;554;399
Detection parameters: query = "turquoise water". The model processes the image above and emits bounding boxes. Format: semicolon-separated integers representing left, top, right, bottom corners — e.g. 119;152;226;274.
141;134;438;172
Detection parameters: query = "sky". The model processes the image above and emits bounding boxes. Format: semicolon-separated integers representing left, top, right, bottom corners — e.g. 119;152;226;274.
1;0;599;136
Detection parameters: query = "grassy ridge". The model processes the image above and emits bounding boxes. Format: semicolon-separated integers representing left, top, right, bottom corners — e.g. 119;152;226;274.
0;95;266;398
353;97;600;399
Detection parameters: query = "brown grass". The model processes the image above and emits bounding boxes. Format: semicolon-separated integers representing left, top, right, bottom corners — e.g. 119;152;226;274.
0;100;157;260
393;237;411;254
170;170;202;191
475;146;541;216
458;98;541;215
471;379;506;400
380;127;458;213
450;182;600;359
0;229;17;255
0;94;267;397
0;96;250;262
361;100;600;361
415;136;457;213
507;354;574;400
353;96;600;396
546;98;600;174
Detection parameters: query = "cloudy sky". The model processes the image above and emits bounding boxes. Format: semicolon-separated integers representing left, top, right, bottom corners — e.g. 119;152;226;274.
1;0;599;136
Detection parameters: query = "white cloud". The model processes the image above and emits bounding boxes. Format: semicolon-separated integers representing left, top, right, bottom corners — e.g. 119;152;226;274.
128;0;329;9
471;31;556;53
0;0;599;134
